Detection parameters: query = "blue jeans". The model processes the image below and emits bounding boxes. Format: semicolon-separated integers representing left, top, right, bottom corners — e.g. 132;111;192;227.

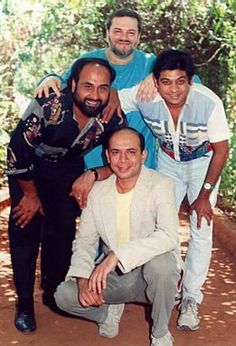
157;150;219;304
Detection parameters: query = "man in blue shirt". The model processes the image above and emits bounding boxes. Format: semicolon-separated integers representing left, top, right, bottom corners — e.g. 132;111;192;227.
36;8;158;173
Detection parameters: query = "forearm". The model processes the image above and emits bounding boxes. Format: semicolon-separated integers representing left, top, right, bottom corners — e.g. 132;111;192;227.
38;73;63;85
77;277;89;289
118;85;139;113
198;142;229;199
93;166;113;181
17;179;39;197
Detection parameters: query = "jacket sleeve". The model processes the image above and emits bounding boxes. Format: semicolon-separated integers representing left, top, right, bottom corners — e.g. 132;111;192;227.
6;99;44;180
114;177;179;273
66;193;99;280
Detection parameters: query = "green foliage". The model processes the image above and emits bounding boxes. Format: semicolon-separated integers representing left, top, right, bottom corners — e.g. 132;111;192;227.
0;0;235;214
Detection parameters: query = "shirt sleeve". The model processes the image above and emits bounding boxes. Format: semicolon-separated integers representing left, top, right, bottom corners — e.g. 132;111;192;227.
207;98;230;143
6;99;44;180
118;85;140;114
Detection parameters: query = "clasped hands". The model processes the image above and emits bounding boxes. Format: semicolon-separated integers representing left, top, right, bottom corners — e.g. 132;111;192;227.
78;252;118;307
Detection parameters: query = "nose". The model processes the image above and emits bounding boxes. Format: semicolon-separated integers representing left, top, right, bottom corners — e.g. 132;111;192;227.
119;31;129;41
170;82;179;92
119;151;128;162
89;88;99;100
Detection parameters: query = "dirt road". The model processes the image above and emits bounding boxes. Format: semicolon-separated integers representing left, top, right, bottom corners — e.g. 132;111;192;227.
1;206;236;346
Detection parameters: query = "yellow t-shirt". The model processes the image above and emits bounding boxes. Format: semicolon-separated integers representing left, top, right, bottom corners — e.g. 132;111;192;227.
115;189;134;245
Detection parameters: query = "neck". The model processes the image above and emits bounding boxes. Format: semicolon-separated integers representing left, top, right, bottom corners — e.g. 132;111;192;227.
116;177;138;193
166;100;186;117
106;48;134;65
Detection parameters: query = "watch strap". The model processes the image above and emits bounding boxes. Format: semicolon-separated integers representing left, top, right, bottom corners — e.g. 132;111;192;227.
91;168;98;181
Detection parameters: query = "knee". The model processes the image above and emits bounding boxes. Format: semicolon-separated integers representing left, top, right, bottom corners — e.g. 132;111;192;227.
143;253;179;285
54;280;76;311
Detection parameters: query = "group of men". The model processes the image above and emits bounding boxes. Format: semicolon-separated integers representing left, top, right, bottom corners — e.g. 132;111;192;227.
7;8;229;346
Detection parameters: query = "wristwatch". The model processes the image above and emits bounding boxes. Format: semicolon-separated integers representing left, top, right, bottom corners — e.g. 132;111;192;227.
203;182;215;191
90;168;98;181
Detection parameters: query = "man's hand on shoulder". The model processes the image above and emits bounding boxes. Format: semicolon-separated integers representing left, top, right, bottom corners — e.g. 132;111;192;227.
136;73;158;102
70;167;113;209
89;251;119;294
101;88;122;123
77;278;104;307
70;170;96;209
34;76;62;98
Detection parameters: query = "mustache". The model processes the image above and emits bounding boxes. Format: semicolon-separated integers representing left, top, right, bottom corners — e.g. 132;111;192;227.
117;39;132;44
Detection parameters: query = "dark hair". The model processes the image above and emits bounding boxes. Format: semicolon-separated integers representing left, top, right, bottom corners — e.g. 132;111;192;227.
106;8;142;33
153;49;195;82
105;127;145;152
67;57;116;89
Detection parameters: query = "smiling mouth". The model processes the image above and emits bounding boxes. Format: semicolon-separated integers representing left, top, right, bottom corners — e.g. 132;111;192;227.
85;100;100;108
118;167;129;172
169;94;181;99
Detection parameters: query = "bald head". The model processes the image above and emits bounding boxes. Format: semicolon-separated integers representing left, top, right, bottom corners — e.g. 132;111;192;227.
106;127;145;152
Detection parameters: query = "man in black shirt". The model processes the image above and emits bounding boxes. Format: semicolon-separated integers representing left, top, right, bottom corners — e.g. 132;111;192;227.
6;57;126;332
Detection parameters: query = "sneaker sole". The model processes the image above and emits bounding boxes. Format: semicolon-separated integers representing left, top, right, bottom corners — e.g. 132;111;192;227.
177;324;200;331
99;331;118;338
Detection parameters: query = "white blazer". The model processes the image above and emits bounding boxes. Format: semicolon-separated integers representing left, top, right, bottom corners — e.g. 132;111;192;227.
67;166;179;279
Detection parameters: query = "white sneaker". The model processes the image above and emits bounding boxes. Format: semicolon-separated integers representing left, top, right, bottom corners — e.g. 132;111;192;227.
177;297;200;331
151;331;174;346
98;304;124;338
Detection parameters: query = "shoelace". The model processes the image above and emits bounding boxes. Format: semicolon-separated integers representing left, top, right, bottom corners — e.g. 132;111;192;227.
180;298;198;314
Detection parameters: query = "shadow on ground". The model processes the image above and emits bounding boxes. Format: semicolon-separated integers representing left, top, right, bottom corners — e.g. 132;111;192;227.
0;207;236;346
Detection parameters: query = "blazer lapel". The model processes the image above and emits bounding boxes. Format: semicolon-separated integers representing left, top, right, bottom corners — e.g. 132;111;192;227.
130;166;152;240
99;175;118;249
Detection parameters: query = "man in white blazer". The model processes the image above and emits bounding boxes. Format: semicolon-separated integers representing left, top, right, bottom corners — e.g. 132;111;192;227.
55;127;180;346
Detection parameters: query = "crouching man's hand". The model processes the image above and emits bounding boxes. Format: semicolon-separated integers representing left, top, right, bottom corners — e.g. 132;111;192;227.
89;252;119;295
77;278;104;307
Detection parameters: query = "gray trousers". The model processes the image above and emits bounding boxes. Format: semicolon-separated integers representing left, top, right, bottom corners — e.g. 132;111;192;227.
55;252;180;338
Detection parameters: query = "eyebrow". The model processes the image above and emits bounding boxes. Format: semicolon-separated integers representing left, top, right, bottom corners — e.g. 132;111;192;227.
160;75;187;82
81;82;110;87
112;27;137;32
110;147;138;151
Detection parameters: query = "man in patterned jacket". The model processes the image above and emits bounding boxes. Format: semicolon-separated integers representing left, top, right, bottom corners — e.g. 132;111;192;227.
6;57;126;332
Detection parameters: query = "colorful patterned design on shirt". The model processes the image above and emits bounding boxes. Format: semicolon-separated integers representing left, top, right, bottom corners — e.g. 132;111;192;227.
6;89;126;179
136;87;218;162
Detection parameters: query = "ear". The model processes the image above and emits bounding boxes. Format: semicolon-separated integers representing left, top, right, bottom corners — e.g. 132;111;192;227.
105;29;109;45
72;80;76;93
190;77;194;85
137;32;141;45
105;149;110;163
153;75;158;90
141;149;147;163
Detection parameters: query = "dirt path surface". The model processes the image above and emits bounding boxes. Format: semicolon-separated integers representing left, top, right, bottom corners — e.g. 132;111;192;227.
1;206;236;346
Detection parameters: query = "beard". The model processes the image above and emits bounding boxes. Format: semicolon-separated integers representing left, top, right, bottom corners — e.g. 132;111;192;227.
73;95;109;118
108;38;135;58
111;45;134;58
